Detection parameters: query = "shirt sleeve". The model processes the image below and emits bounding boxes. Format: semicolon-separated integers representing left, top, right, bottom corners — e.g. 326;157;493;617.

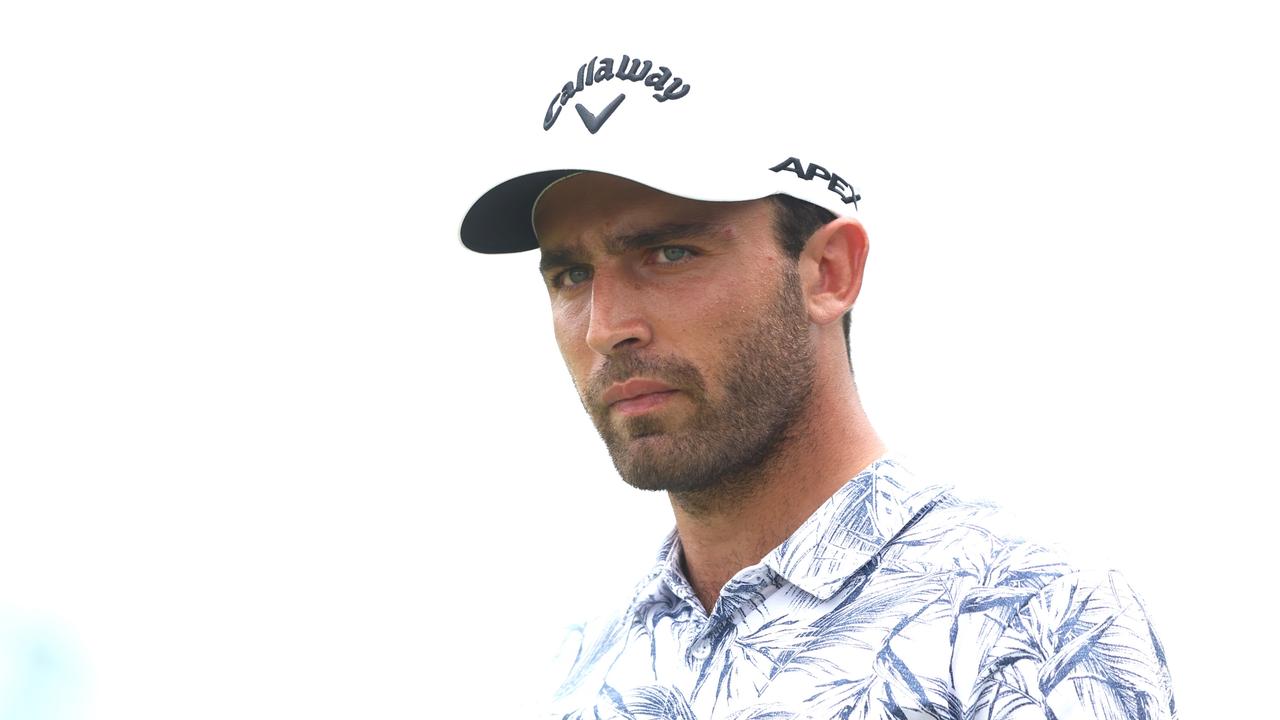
965;569;1177;719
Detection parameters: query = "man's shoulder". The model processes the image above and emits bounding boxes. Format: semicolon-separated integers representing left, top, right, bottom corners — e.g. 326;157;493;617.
546;569;660;709
888;487;1176;711
888;488;1079;585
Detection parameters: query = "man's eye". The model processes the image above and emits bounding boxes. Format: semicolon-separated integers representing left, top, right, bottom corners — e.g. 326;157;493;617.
559;267;592;287
654;247;692;264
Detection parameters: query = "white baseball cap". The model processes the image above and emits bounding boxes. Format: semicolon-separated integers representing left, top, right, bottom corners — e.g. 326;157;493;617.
459;50;863;254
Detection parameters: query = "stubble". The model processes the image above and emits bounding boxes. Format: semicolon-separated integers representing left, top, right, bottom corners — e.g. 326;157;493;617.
579;265;817;507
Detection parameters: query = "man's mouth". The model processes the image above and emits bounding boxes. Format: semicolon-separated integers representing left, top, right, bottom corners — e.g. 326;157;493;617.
611;389;679;416
602;379;679;416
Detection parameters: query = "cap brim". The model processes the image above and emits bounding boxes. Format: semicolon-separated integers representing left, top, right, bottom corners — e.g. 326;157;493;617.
460;169;584;254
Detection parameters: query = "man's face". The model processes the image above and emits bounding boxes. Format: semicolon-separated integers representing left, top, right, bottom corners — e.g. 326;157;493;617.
533;173;817;496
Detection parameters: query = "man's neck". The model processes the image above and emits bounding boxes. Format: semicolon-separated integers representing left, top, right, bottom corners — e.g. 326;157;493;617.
667;367;885;614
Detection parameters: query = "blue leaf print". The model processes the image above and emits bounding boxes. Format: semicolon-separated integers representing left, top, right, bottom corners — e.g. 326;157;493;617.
545;457;1177;719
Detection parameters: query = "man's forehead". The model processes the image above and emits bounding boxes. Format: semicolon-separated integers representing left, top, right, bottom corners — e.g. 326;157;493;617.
536;221;726;270
533;174;770;258
535;175;692;239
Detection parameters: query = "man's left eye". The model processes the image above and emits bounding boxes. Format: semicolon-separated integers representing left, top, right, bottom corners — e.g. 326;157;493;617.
655;247;691;263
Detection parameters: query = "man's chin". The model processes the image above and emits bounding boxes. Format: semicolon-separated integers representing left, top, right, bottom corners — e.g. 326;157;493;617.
605;431;672;460
607;414;673;441
609;437;710;492
615;463;721;494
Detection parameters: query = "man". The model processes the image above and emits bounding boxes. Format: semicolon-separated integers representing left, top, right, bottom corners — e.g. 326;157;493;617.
460;53;1176;719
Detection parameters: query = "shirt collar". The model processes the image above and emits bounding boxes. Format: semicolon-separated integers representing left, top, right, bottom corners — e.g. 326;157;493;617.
761;456;951;600
630;456;952;616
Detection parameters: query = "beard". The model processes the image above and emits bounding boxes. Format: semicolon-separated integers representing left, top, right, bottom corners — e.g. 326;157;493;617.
579;265;817;499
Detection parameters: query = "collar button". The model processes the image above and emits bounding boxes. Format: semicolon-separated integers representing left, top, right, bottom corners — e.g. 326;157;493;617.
690;638;712;660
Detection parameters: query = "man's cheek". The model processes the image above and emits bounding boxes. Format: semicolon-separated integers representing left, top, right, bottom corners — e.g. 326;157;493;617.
551;316;583;357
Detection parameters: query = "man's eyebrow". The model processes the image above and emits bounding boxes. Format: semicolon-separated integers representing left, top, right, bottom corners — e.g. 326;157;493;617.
538;222;722;275
605;222;721;255
538;247;581;276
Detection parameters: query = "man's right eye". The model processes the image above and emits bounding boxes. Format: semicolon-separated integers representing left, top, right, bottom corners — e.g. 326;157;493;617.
558;267;592;288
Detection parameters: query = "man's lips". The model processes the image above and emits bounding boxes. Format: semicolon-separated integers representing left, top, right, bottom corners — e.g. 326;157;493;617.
602;379;678;412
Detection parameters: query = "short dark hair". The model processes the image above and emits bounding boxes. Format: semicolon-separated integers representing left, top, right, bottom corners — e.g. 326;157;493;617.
768;194;851;357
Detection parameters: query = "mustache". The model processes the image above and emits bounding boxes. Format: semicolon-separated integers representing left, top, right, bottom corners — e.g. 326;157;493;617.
585;354;707;410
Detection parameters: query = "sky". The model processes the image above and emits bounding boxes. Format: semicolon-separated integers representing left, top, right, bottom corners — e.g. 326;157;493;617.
1;2;1277;718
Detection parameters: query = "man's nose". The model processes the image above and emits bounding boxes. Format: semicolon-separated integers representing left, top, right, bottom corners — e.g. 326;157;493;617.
584;270;653;356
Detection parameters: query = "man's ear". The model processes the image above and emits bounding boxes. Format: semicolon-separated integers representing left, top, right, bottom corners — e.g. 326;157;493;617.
799;217;870;328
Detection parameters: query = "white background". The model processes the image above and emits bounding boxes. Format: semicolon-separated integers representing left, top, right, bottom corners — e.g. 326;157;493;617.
2;2;1276;718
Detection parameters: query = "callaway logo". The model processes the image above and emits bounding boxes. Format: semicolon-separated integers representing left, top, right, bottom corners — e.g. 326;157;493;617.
770;157;861;208
543;55;691;134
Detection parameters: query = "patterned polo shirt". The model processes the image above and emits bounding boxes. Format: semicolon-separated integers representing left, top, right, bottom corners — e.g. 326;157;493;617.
547;457;1176;719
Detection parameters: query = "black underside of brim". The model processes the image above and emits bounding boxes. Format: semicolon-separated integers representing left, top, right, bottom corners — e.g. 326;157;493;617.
461;169;582;254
